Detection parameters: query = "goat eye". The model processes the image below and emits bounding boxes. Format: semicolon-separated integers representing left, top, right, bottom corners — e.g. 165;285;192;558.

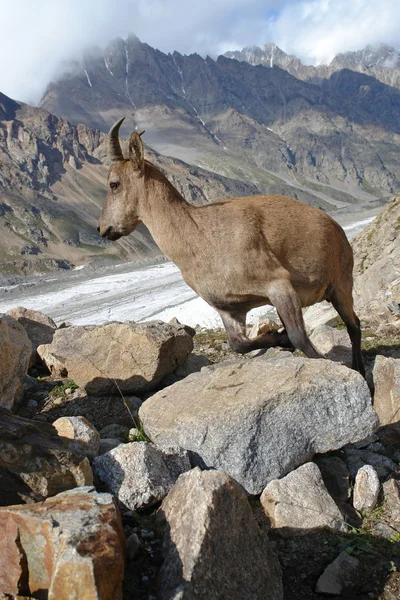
110;181;120;191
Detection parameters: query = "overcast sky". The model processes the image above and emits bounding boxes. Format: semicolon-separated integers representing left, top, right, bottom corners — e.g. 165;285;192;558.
1;0;399;105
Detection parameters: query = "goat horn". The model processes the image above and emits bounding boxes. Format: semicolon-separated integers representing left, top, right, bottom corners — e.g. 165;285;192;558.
138;130;145;137
108;117;125;162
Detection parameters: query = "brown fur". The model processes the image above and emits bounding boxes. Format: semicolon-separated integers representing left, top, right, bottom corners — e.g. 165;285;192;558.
99;128;365;376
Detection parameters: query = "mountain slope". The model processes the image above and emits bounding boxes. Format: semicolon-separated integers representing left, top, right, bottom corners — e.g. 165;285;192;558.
39;36;400;204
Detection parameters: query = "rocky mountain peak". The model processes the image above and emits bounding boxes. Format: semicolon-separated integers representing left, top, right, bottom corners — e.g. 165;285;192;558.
331;43;400;70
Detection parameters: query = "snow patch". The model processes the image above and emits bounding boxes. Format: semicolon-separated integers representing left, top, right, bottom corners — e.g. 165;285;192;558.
104;57;114;76
84;69;92;87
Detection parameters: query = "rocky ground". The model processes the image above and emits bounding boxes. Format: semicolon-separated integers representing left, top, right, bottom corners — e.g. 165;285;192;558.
0;198;399;600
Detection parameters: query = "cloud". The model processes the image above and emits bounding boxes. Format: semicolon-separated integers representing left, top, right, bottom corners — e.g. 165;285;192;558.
266;0;400;65
1;0;399;105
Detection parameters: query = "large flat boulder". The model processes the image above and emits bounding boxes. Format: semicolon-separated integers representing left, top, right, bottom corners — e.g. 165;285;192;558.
159;468;283;600
38;320;194;396
140;355;378;494
0;486;125;599
0;314;32;411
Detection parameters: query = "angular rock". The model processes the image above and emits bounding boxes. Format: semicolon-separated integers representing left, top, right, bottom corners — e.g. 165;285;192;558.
310;325;352;366
353;433;380;449
249;317;281;338
343;447;398;480
93;442;191;510
37;320;193;395
174;353;211;378
353;196;400;328
99;423;129;440
260;463;346;537
0;407;93;505
0;486;125;599
7;306;56;366
373;355;400;426
314;456;351;502
383;478;400;530
162;353;211;387
303;302;341;332
126;532;141;560
53;416;100;460
0;314;32;411
98;438;122;455
315;551;360;595
160;468;283;600
140;355;378;494
353;465;380;512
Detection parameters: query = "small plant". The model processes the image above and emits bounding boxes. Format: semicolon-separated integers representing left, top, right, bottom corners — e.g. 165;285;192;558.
49;380;78;397
129;427;150;443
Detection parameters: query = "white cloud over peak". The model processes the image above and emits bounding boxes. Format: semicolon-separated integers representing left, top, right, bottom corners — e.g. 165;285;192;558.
1;0;399;105
268;0;400;65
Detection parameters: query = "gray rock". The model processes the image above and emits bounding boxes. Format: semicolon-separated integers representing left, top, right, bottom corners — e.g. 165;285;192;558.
383;478;400;530
248;317;281;338
314;456;351;502
7;306;56;366
126;532;141;560
0;407;93;504
160;468;283;600
99;423;130;440
174;353;211;378
373;355;400;426
343;447;398;480
353;465;380;512
310;325;352;366
303;302;341;332
353;434;380;449
93;442;191;510
260;463;346;537
316;551;360;595
353;197;400;328
140;355;378;494
52;416;100;460
37;320;194;396
0;314;32;411
98;438;122;455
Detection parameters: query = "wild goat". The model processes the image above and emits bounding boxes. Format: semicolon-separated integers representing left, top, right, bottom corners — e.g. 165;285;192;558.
98;118;365;376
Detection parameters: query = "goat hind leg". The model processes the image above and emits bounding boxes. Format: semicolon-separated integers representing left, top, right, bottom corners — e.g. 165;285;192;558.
330;287;365;377
267;281;324;359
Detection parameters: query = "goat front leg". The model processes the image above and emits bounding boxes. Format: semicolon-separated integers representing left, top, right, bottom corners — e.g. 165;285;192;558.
218;309;293;354
266;280;324;359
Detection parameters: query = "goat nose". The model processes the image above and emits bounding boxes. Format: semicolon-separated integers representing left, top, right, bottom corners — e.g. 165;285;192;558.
100;226;112;239
97;226;100;233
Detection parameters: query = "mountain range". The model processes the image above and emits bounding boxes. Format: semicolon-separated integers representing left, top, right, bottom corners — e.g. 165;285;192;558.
1;37;399;274
39;36;400;203
224;43;400;89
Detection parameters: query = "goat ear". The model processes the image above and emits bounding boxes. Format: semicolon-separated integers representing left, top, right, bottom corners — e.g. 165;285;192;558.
128;132;144;172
